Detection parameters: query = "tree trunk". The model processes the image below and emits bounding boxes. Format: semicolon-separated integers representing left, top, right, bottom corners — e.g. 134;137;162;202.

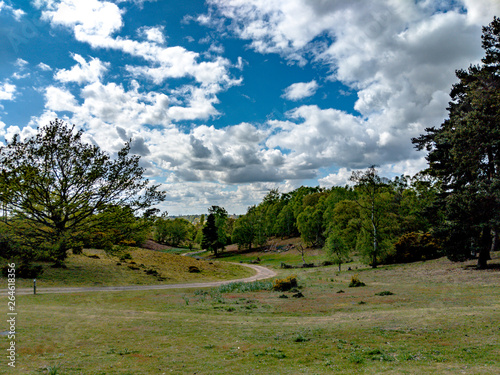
371;202;378;268
491;228;498;253
477;228;492;269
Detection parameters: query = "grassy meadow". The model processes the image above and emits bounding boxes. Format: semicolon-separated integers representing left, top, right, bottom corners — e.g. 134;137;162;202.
6;247;254;289
1;247;499;374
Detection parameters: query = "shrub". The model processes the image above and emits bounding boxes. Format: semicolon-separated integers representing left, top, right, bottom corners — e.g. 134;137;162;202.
119;252;132;261
215;280;273;293
375;291;394;296
272;275;298;292
349;274;365;287
386;232;442;264
144;269;159;276
2;263;44;279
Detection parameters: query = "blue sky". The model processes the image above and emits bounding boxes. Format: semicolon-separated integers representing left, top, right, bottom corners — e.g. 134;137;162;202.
0;0;498;215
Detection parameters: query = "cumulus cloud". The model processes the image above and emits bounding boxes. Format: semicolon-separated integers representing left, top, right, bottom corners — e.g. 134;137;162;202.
25;0;497;214
44;86;79;112
282;80;318;101
55;54;110;84
39;0;123;39
0;82;16;101
38;0;241;123
138;25;165;44
462;0;500;25
203;0;490;176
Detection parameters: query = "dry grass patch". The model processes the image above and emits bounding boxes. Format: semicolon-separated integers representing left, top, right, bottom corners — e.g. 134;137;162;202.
4;247;254;288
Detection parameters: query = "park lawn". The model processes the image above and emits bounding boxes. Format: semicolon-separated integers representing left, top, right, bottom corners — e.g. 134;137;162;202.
3;247;254;288
7;251;500;374
203;237;330;269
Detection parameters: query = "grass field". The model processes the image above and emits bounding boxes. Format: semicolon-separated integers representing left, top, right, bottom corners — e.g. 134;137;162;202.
2;249;500;374
5;247;254;288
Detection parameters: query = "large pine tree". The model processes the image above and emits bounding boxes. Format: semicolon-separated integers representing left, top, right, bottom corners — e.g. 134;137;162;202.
413;17;500;268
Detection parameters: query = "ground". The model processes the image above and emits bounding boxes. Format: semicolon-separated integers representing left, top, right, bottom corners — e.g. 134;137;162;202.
3;248;499;374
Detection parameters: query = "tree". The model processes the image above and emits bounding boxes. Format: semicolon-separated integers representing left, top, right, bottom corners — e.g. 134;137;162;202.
350;166;392;268
0;119;166;264
412;17;500;268
325;199;361;253
274;204;297;238
231;205;267;250
324;232;350;271
201;213;219;255
155;217;193;247
201;206;229;256
296;205;326;247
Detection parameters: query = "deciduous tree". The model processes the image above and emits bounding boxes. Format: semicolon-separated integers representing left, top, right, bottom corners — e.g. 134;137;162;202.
0;119;165;264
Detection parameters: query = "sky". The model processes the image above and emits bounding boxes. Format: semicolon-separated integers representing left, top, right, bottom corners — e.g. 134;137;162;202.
0;0;499;215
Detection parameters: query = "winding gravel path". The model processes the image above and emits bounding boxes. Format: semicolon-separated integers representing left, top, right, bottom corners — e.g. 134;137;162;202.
4;263;277;296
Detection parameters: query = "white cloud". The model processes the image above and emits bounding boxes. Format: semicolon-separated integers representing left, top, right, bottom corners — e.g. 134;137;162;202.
138;26;165;44
0;82;16;101
282;80;318;101
461;0;500;25
27;0;497;215
38;0;241;123
205;0;490;172
55;54;109;84
38;63;52;71
40;0;123;38
15;59;28;68
44;86;78;112
319;168;355;187
0;1;25;20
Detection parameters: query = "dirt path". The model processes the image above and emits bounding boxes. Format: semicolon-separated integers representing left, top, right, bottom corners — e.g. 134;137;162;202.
5;263;277;296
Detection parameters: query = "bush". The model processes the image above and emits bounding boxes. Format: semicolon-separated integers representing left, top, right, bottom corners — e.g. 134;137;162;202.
375;291;394;296
272;275;298;292
349;274;365;287
386;232;442;264
215;280;273;293
119;252;132;261
2;263;44;279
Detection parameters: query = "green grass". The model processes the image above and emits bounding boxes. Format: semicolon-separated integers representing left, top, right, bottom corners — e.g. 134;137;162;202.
2;247;254;288
209;246;329;269
4;252;500;374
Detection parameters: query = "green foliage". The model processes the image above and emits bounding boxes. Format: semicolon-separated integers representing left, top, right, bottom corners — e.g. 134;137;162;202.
201;213;220;255
1;262;43;279
412;17;500;268
0;119;165;263
231;205;267;250
349;274;365;287
272;275;298;292
0;225;23;260
212;280;274;294
200;206;231;256
154;217;194;246
375;291;394;296
323;232;350;271
350;167;398;268
79;205;152;251
274;204;297;238
297;205;326;247
385;232;442;264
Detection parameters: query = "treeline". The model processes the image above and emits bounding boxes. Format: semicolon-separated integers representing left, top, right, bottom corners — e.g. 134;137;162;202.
150;167;442;269
231;167;441;268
